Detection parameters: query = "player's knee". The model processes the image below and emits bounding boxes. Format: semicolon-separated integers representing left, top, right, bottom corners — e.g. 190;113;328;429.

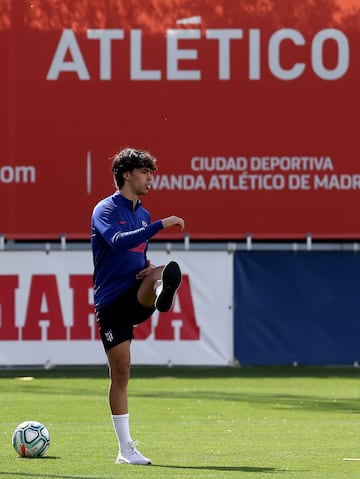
110;363;130;387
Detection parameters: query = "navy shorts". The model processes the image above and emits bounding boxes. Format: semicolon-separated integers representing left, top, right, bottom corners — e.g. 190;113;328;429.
96;280;155;351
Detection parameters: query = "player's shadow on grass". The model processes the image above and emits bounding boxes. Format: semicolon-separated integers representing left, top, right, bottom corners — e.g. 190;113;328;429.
10;456;61;461
0;465;296;477
0;472;87;479
0;473;83;479
132;389;360;414
153;465;292;473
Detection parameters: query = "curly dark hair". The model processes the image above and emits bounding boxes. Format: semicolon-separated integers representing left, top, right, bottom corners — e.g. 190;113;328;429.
112;147;157;189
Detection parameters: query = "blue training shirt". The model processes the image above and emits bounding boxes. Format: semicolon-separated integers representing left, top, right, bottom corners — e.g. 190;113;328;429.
91;191;163;310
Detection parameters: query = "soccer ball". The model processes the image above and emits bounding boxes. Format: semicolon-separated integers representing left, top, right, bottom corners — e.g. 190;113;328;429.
12;421;50;458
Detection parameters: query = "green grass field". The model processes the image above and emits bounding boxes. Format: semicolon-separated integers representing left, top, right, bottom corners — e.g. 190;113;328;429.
1;366;360;479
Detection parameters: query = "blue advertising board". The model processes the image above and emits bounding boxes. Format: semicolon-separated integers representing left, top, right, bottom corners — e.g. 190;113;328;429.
234;251;360;365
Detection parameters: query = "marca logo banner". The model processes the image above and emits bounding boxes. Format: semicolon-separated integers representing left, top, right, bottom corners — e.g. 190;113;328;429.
0;250;233;366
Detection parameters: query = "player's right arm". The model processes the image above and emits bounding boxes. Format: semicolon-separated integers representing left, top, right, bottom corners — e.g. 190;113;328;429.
92;200;162;250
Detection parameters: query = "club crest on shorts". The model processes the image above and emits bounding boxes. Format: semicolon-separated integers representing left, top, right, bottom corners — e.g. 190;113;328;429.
105;330;114;342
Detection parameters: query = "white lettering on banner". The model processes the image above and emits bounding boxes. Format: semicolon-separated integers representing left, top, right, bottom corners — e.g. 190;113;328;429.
47;29;90;80
187;173;360;191
314;174;360;190
269;29;306;80
191;157;248;171
312;29;350;80
46;27;350;81
167;29;201;80
288;175;311;190
205;29;243;80
249;156;334;171
208;174;285;190
191;156;334;172
0;165;36;183
88;29;125;80
152;174;207;190
151;155;360;191
131;30;161;80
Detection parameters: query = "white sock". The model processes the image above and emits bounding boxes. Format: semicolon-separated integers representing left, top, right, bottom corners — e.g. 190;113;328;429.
111;414;132;451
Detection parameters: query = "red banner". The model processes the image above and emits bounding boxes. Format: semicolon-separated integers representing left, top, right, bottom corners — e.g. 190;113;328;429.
1;0;360;240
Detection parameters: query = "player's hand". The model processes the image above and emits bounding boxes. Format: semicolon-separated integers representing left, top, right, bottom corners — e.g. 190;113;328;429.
136;260;155;279
161;215;185;232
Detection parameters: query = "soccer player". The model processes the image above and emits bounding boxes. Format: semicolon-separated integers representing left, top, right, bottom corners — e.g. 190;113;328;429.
91;147;184;465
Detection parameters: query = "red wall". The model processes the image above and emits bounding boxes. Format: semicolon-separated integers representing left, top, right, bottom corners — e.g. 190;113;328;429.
1;0;359;240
